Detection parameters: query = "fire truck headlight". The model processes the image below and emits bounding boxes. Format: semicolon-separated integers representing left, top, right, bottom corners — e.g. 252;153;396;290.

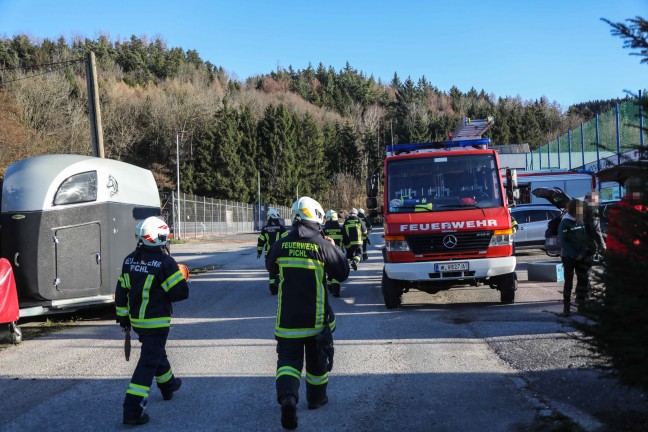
385;239;410;252
489;229;513;247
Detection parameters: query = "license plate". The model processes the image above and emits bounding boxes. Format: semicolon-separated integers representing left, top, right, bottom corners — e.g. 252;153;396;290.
435;262;469;271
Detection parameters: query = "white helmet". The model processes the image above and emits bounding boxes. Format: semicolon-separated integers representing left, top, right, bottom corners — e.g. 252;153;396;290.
291;196;325;224
136;216;170;247
349;208;358;216
325;209;338;221
267;208;281;220
358;208;365;215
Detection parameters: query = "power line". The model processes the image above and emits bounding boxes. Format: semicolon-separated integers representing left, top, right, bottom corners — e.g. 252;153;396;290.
0;62;77;86
0;57;84;72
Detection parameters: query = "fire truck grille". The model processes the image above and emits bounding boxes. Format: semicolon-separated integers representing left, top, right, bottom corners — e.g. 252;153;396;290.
405;231;493;254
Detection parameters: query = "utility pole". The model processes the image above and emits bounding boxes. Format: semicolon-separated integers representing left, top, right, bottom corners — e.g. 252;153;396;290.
85;51;104;158
176;130;187;239
257;170;261;230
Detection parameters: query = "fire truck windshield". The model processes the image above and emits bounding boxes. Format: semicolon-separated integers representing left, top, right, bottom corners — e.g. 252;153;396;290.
387;153;502;213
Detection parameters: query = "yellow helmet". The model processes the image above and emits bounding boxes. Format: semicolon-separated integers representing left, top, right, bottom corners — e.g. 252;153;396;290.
291;196;325;224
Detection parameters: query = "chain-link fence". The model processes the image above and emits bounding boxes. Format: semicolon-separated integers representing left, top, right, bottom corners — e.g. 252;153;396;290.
528;97;646;172
160;193;291;240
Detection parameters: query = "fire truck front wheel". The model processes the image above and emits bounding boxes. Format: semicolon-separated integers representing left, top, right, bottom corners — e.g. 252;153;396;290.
382;269;403;309
494;272;517;304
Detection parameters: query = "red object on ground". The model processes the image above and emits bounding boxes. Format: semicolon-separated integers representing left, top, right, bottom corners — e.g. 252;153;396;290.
0;258;19;324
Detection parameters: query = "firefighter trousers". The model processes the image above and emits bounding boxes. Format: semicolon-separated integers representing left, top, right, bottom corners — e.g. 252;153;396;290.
123;329;177;419
345;245;363;263
275;336;329;406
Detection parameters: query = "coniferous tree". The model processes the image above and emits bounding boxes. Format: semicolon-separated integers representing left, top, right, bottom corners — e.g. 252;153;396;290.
257;104;298;205
293;112;327;198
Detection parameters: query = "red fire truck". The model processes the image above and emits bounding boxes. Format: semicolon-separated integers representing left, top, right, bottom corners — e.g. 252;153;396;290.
366;117;517;308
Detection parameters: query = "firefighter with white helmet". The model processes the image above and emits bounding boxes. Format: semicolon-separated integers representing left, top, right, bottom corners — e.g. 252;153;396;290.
357;208;372;261
266;197;350;429
115;216;189;425
342;208;367;271
323;209;344;296
257;207;288;294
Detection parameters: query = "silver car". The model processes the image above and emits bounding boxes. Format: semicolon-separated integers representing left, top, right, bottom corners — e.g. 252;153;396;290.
511;204;563;250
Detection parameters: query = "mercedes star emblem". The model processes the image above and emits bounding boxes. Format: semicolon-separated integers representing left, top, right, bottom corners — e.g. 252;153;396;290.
443;235;458;248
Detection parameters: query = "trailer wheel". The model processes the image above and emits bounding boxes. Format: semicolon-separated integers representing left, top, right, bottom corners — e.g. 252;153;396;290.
382;269;402;309
498;273;517;304
8;322;22;344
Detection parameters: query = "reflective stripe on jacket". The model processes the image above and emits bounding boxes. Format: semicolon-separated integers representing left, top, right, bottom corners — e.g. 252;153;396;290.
266;222;350;339
257;221;288;255
115;246;189;331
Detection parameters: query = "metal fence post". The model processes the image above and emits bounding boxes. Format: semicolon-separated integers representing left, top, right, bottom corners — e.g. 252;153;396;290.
567;130;572;170
596;114;601;172
581;123;585;169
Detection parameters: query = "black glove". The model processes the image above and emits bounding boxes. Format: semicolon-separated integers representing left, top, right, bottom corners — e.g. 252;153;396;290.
366;237;371;245
117;315;130;330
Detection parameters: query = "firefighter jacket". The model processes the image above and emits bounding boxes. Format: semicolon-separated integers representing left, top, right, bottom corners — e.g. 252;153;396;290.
342;216;367;248
266;221;350;339
115;246;189;333
358;212;372;231
323;219;343;247
257;219;288;256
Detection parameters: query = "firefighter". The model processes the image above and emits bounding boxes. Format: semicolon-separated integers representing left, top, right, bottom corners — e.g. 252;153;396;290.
257;208;288;294
115;216;189;425
342;208;367;271
323;209;344;297
266;197;350;430
357;208;372;261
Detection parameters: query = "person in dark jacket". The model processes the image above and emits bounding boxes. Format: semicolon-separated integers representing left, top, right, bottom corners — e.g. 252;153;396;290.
323;209;344;297
257;208;288;294
584;190;606;258
266;197;350;430
342;208;367;271
558;199;589;316
115;216;189;426
357;208;372;261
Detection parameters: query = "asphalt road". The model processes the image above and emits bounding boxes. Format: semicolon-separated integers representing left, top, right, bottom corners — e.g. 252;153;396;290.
0;229;646;431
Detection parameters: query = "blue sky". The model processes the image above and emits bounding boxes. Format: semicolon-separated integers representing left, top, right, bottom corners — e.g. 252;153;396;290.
0;0;646;109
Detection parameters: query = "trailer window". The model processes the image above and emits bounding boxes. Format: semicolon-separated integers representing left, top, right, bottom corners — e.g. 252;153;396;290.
54;171;97;205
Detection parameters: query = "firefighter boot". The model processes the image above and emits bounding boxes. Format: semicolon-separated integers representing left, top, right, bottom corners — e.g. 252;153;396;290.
351;257;359;271
280;394;298;430
562;300;571;317
362;253;369;261
160;377;182;401
123;394;149;426
269;283;278;295
307;384;329;410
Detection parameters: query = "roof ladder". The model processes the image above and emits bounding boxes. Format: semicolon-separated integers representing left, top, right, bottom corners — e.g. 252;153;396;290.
450;116;494;141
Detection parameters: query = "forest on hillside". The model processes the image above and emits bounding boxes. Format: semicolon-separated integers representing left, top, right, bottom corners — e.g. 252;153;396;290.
0;34;632;208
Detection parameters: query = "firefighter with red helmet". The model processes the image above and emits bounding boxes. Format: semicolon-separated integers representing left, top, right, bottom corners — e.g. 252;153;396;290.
266;197;350;430
115;216;189;426
257;208;288;294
